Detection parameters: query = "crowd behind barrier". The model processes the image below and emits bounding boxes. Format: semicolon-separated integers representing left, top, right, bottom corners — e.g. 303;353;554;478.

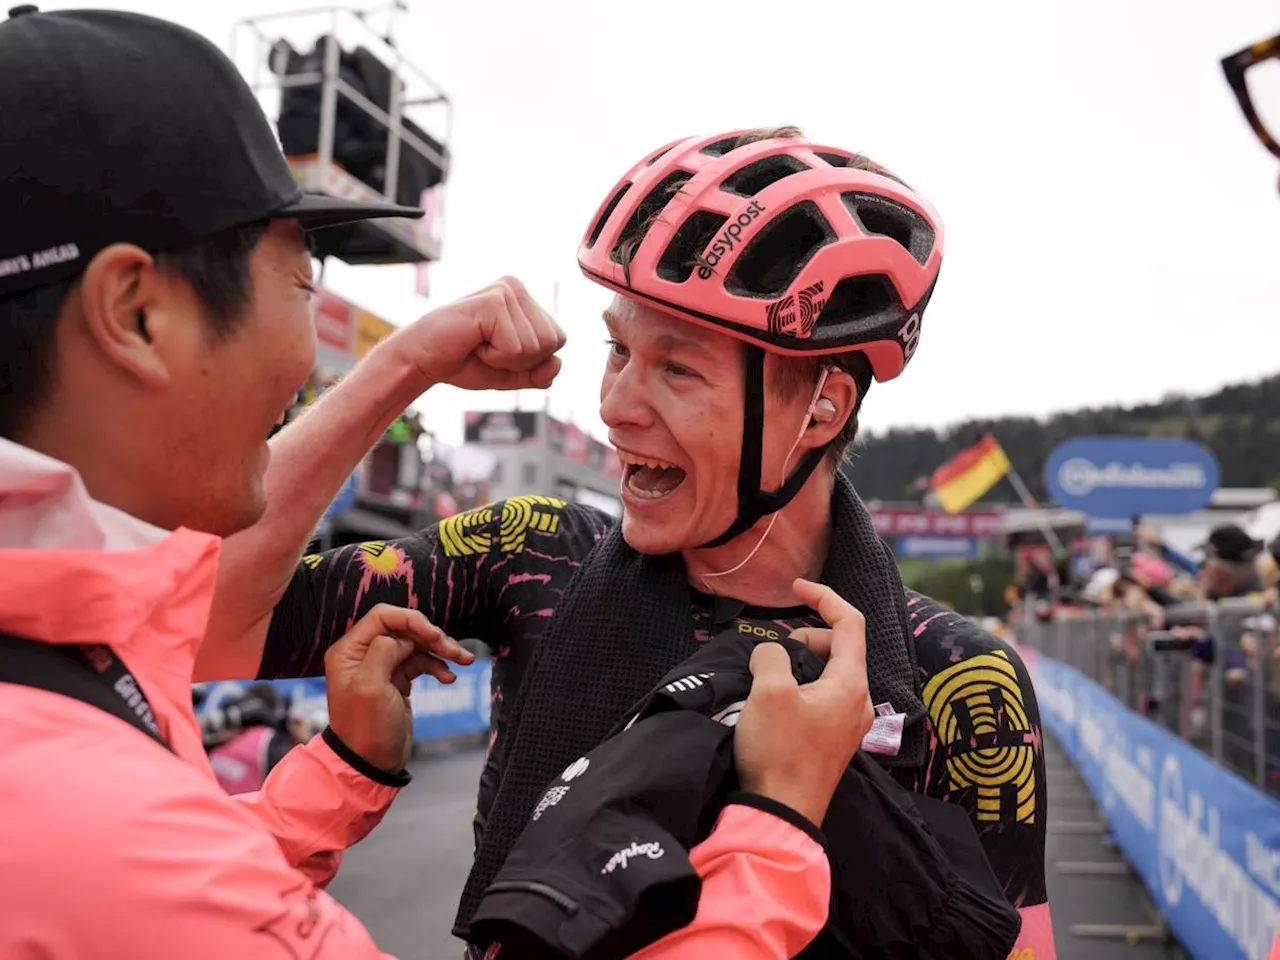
1017;598;1280;798
1016;598;1280;960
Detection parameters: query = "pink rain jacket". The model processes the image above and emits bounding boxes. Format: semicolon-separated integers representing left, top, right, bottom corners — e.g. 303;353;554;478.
0;440;831;959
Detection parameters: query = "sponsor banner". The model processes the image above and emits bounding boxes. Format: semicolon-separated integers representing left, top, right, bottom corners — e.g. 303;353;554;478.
871;508;1004;539
1045;437;1220;518
1031;655;1280;960
355;309;395;358
894;535;980;559
195;659;492;747
564;424;590;464
313;289;355;353
464;410;538;445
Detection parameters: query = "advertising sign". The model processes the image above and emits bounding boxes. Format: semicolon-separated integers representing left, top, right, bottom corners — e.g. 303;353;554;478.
195;659;492;748
1031;656;1280;960
564;424;590;463
1045;437;1220;518
464;411;538;445
313;289;355;353
894;536;980;559
871;508;1004;539
355;309;395;358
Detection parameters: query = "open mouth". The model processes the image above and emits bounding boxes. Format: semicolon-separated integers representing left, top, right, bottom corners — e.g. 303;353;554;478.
618;450;687;501
267;407;290;440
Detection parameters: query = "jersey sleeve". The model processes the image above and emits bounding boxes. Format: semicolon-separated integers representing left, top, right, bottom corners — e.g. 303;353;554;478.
258;496;590;680
903;591;1056;958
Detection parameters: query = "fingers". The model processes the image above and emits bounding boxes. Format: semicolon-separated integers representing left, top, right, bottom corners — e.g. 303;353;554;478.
476;278;566;374
400;651;458;687
789;627;833;660
748;641;799;701
363;633;415;685
793;579;867;693
333;605;472;664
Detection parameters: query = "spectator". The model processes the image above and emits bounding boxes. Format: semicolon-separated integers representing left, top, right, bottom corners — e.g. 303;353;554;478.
206;684;306;795
1198;525;1266;601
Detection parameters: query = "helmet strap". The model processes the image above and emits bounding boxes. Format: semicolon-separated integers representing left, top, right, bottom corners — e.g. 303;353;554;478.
698;345;832;550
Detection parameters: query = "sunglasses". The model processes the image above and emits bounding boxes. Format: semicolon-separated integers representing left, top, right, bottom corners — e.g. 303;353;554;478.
1222;33;1280;159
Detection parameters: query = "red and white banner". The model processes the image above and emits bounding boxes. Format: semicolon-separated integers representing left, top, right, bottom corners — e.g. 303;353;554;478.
869;508;1004;539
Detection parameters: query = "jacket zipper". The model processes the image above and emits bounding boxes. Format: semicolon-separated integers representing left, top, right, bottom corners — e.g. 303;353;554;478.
485;880;580;914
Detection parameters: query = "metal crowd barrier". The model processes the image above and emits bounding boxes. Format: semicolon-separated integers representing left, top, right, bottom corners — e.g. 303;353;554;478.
1018;599;1280;797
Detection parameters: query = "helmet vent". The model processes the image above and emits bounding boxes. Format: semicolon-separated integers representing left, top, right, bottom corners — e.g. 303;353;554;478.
720;155;810;198
725;201;833;297
658;211;728;282
645;145;677;166
700;137;740;157
815;274;901;327
610;170;694;264
842;192;934;265
586;182;632;250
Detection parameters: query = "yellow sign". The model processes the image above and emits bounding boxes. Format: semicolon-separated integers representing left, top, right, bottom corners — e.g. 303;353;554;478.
355;309;395;358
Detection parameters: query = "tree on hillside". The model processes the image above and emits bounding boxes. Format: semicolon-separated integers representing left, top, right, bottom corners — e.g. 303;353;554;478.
844;373;1280;504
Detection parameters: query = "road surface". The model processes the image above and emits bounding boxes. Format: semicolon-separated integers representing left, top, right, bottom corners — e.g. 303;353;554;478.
331;739;1192;960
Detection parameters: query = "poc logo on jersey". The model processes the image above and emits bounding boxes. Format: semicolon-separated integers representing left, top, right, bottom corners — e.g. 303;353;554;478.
737;623;781;641
898;311;922;360
601;840;666;875
696;201;766;279
561;757;590;782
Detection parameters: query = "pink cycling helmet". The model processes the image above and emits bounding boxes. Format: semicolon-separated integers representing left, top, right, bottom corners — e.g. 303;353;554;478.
578;129;944;382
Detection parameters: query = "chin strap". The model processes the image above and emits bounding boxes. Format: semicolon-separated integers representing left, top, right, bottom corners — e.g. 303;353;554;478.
698;345;833;550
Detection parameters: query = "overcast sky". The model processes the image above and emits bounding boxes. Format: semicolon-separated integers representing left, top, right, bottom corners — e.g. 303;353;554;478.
43;0;1280;445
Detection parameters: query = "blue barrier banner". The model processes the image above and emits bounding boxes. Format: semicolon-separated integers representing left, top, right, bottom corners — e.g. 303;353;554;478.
1029;652;1280;960
195;659;492;746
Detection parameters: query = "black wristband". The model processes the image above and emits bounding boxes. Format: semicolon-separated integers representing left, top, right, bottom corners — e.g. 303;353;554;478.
727;791;827;849
322;726;412;788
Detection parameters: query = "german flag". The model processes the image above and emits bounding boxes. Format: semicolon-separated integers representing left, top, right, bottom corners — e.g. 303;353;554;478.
931;434;1011;514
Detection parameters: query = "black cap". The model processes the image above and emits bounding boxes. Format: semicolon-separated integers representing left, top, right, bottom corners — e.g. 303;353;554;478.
0;8;422;298
1199;524;1264;564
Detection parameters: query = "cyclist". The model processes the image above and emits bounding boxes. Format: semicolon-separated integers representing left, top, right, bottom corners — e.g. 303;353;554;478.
231;129;1055;957
0;9;856;958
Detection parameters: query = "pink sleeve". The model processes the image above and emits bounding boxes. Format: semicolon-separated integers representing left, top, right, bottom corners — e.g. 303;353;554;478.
9;740;399;959
1014;903;1057;959
233;731;402;886
628;804;830;960
1270;929;1280;960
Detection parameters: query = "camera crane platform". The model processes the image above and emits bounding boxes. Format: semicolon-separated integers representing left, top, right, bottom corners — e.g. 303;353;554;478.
231;2;451;268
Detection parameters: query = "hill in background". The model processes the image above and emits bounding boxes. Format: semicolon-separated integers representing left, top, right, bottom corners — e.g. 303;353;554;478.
844;373;1280;505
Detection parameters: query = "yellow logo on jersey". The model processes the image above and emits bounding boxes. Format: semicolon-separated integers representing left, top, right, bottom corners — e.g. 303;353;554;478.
439;496;565;557
922;650;1036;824
355;541;403;576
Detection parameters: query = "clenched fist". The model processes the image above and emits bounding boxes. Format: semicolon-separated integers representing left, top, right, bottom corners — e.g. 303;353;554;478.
392;277;566;393
324;604;475;774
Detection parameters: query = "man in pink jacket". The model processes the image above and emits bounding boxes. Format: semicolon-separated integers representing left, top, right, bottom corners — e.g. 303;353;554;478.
0;7;873;959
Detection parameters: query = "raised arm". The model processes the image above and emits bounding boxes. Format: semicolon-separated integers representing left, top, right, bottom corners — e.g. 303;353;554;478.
196;278;564;682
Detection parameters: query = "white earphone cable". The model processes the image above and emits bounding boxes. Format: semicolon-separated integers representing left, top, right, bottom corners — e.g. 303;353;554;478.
700;367;834;583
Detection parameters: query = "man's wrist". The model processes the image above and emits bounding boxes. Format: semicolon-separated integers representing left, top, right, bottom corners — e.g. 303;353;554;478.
321;726;412;788
362;337;436;410
740;778;830;828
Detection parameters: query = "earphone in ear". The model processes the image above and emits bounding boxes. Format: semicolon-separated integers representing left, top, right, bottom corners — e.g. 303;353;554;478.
811;397;838;423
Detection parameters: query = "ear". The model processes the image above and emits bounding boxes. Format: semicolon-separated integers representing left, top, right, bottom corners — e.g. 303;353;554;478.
799;368;858;450
74;243;175;389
